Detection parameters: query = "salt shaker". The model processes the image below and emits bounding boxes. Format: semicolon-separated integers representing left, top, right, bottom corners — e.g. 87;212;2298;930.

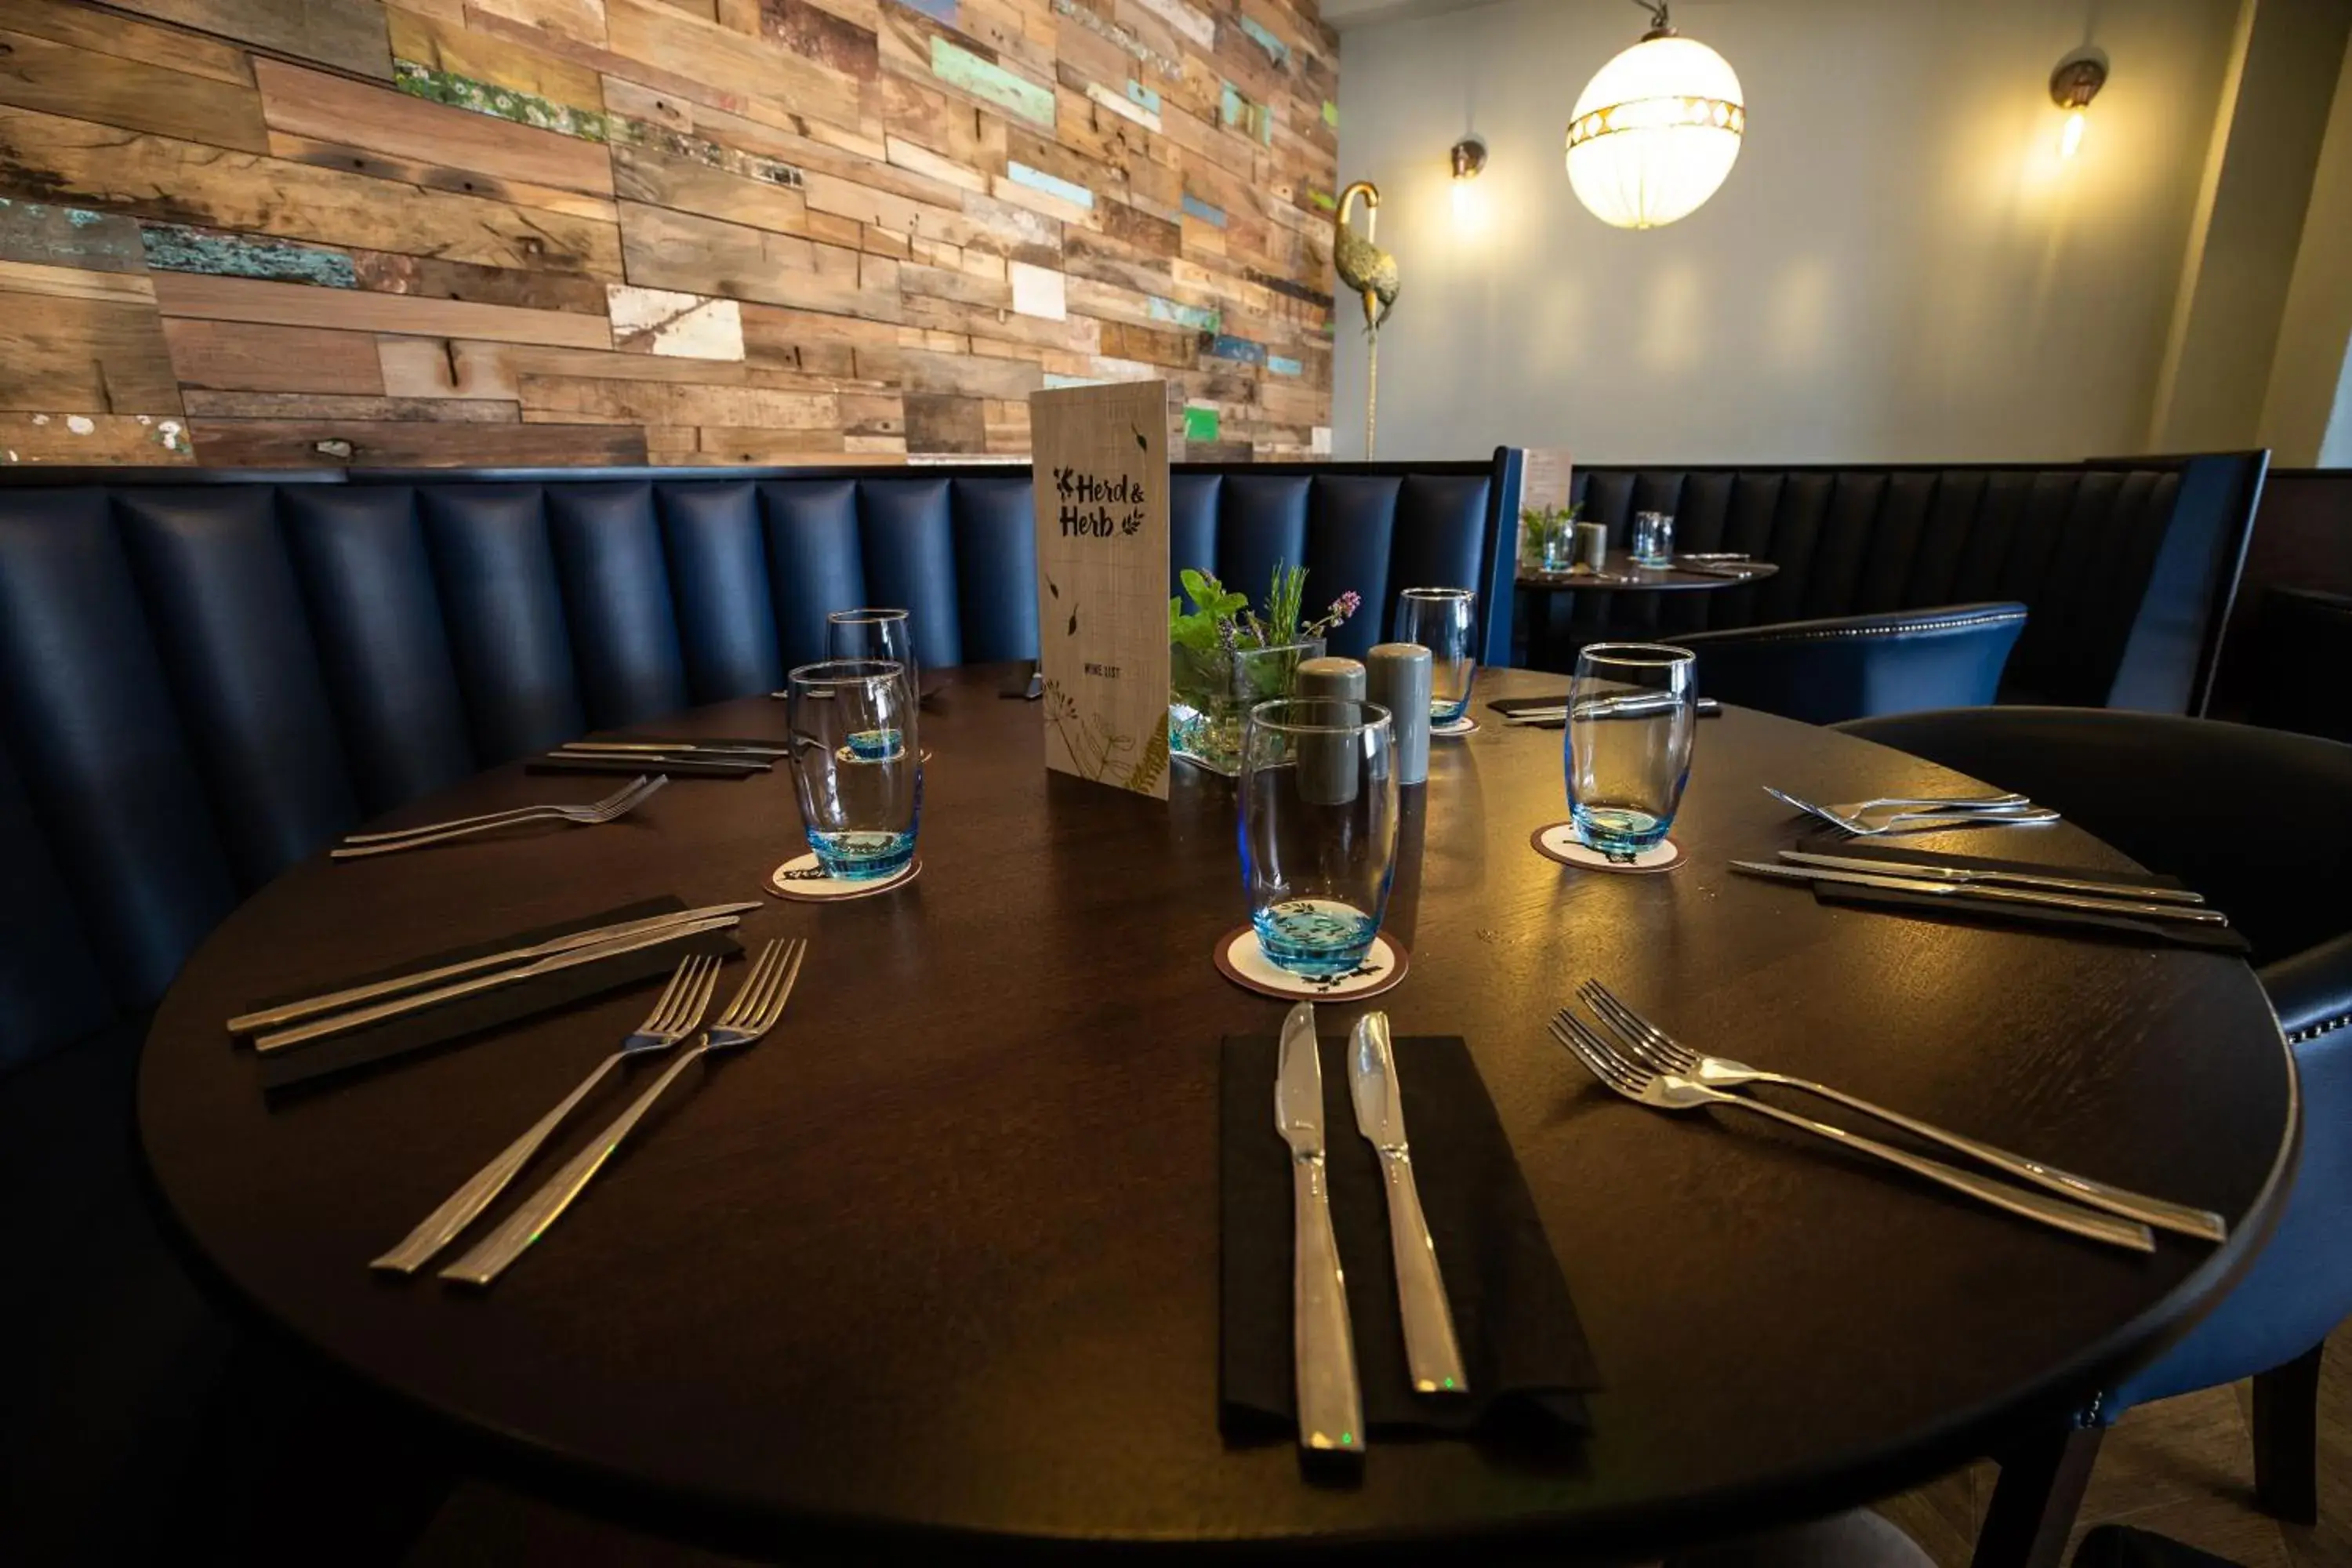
1294;655;1364;806
1366;643;1432;786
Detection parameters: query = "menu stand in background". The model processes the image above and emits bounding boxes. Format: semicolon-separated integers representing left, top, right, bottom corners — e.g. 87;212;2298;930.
1028;380;1174;800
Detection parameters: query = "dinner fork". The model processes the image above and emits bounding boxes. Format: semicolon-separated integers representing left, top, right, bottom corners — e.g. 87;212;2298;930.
369;953;724;1275
441;937;808;1286
331;777;666;859
1548;1008;2154;1251
1577;981;2227;1243
1765;787;2056;836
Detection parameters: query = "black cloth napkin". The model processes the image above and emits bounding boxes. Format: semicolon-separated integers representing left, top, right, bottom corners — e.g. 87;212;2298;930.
1219;1033;1599;1441
1802;844;2249;954
1485;694;1722;730
250;897;742;1091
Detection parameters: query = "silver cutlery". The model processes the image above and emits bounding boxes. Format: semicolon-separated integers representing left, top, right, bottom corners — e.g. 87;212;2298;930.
1779;850;2205;906
331;776;666;858
369;953;724;1274
1549;1007;2155;1251
558;739;789;758
1276;1001;1363;1453
1766;786;2052;836
339;778;660;846
1817;791;2031;816
226;902;761;1036
1577;981;2227;1243
1348;1012;1468;1396
441;937;808;1287
1730;860;2230;924
252;913;743;1053
551;749;770;771
1503;696;1722;724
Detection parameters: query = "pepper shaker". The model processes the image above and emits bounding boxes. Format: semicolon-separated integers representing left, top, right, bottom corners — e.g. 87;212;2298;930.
1294;656;1365;806
1366;643;1432;786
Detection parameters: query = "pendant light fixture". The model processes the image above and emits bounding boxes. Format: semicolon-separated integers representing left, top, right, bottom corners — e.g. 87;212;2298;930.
1566;0;1746;229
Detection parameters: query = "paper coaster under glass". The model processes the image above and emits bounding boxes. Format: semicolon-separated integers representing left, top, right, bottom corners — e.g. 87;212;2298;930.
1431;714;1479;739
1214;924;1409;1001
1530;822;1682;874
766;851;922;902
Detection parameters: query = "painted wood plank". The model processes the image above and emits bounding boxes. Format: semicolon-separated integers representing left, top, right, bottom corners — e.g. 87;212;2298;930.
0;26;270;152
263;132;621;224
163;319;387;393
151;271;613;347
386;6;604;110
1;412;193;463
1004;159;1094;211
1144;293;1218;332
0;0;253;86
1008;258;1065;319
139;223;360;287
608;284;746;358
189;418;646;465
759;0;877;78
1084;80;1160;132
0;198;146;273
259;58;615;194
927;37;1054;128
0;106;624;277
103;0;393;81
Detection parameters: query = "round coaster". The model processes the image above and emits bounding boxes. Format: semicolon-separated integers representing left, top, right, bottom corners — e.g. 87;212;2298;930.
1431;714;1479;738
1214;924;1409;1001
766;851;922;902
1530;821;1682;873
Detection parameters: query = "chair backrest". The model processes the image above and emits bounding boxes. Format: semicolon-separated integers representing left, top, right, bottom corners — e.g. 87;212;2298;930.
1556;455;2264;714
1675;603;2027;726
0;454;1520;1073
2207;467;2352;723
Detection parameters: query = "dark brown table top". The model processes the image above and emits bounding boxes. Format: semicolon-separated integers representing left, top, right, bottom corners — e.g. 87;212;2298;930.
136;665;2293;1562
1518;561;1781;593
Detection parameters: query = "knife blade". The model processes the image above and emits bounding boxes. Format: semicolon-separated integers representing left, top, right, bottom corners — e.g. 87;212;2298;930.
1348;1013;1468;1396
1779;850;2206;906
1731;861;2230;924
1276;1001;1362;1453
252;913;743;1053
558;740;789;759
226;902;763;1036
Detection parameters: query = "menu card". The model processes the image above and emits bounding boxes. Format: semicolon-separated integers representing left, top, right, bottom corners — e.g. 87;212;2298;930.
1028;380;1173;800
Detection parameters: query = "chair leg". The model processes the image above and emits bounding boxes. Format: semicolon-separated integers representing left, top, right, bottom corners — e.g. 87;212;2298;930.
2253;1343;2325;1526
1974;1424;2105;1568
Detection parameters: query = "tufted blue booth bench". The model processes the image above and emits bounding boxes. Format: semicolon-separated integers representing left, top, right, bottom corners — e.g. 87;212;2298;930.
0;454;1520;1076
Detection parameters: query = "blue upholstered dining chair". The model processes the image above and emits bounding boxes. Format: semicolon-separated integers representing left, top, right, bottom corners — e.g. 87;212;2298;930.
1675;603;2027;726
1832;708;2352;1568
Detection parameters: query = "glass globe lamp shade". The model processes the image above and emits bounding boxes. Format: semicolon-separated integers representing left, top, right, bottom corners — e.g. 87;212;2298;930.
1566;34;1745;229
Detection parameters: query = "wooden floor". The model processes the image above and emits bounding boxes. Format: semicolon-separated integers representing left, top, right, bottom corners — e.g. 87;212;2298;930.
397;1329;2352;1566
1879;1327;2352;1568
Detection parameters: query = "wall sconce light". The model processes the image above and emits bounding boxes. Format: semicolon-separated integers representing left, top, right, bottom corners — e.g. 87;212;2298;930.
2050;49;2108;158
1449;134;1488;227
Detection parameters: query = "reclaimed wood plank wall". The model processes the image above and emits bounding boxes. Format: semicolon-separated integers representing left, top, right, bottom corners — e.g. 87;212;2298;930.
0;0;1339;466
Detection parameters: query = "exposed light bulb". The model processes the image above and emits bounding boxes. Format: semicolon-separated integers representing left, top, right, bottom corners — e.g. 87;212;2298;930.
2060;109;2085;158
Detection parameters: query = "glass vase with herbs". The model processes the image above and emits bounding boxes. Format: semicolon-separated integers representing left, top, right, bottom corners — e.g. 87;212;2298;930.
1521;502;1585;574
1168;564;1362;776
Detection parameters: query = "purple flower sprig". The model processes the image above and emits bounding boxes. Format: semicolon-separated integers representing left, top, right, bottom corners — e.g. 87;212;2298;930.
1301;590;1361;640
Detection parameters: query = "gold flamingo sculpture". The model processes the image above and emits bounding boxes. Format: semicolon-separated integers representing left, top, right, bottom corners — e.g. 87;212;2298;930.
1333;180;1397;458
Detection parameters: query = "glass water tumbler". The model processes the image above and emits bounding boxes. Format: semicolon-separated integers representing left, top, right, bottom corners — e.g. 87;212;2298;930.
786;659;920;880
1565;643;1697;855
827;608;919;717
1238;698;1399;978
1631;511;1675;568
1394;587;1478;723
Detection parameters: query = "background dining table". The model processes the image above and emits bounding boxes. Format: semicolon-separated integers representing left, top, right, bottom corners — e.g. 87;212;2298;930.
135;664;2295;1563
1515;561;1781;669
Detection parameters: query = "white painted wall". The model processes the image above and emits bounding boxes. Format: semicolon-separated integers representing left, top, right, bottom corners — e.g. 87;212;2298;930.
1330;0;2245;463
2259;35;2352;465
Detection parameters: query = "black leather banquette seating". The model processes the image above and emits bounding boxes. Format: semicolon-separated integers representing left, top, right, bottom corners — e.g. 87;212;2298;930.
0;455;1519;1076
1528;452;2267;714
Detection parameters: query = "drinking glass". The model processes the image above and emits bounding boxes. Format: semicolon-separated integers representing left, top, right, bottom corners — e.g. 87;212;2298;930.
1239;698;1399;977
827;608;918;713
1565;643;1697;855
1394;587;1477;723
1631;511;1675;568
785;659;920;880
1540;514;1577;573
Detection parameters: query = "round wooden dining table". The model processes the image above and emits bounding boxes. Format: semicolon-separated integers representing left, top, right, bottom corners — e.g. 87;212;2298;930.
136;664;2296;1563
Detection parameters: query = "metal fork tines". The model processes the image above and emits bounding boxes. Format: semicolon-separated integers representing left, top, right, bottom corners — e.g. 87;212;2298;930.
332;776;665;858
370;952;724;1274
441;937;809;1287
1548;1005;2155;1251
1577;982;2227;1242
1764;786;2055;837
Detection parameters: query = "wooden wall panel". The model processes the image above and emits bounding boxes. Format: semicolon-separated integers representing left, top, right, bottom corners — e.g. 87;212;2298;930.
0;0;1335;466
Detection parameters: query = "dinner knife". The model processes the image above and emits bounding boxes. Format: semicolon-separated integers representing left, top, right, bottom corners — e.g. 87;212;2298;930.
1779;851;2207;906
1348;1012;1468;1396
252;914;743;1053
226;903;763;1036
1730;861;2230;924
1504;696;1722;724
558;740;789;759
1276;1001;1362;1453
